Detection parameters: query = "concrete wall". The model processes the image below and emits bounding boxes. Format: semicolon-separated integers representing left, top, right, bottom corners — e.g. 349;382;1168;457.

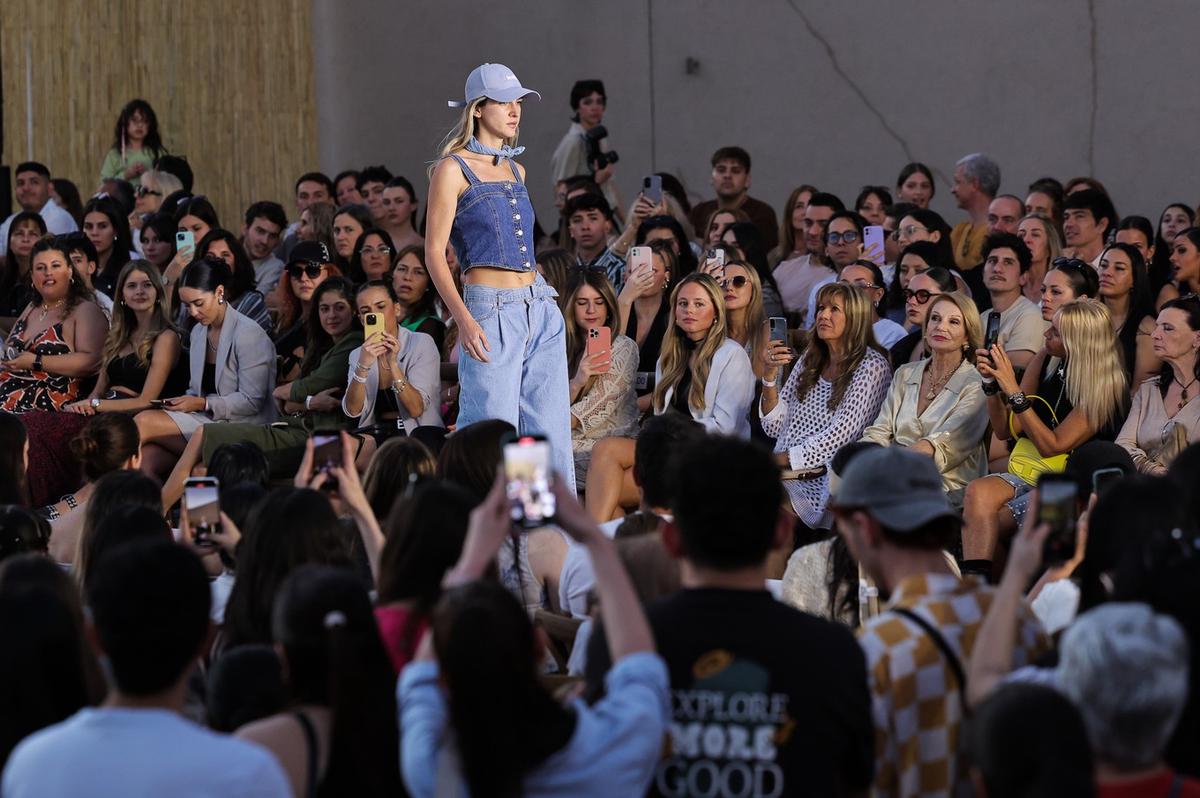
312;0;1200;234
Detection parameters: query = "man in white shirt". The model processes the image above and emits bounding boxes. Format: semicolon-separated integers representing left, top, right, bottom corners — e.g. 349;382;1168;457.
242;201;287;294
2;540;290;798
0;162;78;257
981;232;1048;370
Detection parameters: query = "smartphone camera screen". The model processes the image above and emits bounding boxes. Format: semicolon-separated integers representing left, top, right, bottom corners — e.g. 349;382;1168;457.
312;433;341;490
184;482;221;544
504;437;555;528
1038;476;1079;564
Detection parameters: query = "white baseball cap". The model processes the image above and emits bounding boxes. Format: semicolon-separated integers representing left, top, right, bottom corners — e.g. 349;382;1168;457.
448;63;541;108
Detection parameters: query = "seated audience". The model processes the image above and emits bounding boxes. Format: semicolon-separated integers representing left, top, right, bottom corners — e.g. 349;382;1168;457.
1040;256;1099;324
1062;187;1115;266
240;201;287;294
719;221;785;318
768;183;816;266
616;240;674;414
1016;212;1063;303
1117;296;1200;473
842;259;908;348
390;244;446;353
760;282;891;530
565;271;637;489
330;204;372;271
398;477;669;798
361;436;436;522
81;195;133;298
980;232;1048;370
1097;242;1161;388
0;540;291;797
586;435;874;796
134;257;276;480
586;273;755;521
861;292;988;506
831;447;1047;797
192;231;272;334
888;263;957;365
0;236;106;414
272;241;342;380
137;212;176;272
237;566;401;797
0;212;47;323
719;259;768;377
962;299;1127;577
772;191;842;321
347;227;396;285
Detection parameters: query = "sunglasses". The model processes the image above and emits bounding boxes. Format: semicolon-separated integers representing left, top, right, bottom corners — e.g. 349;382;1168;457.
135;185;162;198
719;276;748;289
904;288;935;304
825;230;860;245
286;262;325;279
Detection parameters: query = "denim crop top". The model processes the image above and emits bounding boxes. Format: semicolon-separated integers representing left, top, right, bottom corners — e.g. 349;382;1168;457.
447;154;537;273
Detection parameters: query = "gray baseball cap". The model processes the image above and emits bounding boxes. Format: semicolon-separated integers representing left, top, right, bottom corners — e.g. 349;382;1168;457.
448;63;541;108
829;447;956;532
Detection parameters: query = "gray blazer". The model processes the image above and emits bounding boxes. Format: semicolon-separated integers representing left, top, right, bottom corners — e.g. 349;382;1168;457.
342;325;444;433
188;306;278;424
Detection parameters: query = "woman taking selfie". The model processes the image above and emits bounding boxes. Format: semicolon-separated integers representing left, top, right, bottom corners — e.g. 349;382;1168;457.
760;282;891;531
424;63;575;489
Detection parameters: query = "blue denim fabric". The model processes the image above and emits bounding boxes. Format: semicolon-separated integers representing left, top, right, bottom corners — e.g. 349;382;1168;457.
447;154;537;273
457;274;575;492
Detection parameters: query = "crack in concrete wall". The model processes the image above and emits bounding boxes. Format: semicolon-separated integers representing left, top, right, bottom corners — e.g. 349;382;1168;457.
1087;0;1098;174
783;0;950;186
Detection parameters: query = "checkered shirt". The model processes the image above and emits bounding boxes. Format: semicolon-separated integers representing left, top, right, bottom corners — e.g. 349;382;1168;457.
858;573;1048;798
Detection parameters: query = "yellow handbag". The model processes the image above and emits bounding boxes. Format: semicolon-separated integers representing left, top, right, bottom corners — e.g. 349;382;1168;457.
1007;395;1068;485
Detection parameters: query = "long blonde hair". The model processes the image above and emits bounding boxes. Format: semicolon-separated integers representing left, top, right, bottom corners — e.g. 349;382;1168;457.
924;292;983;363
564;271;620;398
723;260;767;378
1055;299;1128;430
653;273;727;414
431;99;520;177
101;259;176;372
793;282;884;410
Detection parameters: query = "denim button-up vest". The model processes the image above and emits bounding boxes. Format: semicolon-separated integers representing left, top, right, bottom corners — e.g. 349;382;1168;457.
447;154;536;273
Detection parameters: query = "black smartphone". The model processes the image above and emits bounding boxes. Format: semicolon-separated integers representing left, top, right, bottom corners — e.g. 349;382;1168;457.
768;317;788;345
983;311;1002;352
311;431;342;490
1038;473;1080;564
183;477;221;546
1092;467;1124;496
502;433;555;528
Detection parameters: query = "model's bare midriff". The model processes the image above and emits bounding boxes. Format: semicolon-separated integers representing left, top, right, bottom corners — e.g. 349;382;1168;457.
464;267;536;287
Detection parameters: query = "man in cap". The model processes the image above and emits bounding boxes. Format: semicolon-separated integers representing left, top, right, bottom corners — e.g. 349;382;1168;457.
831;447;1047;798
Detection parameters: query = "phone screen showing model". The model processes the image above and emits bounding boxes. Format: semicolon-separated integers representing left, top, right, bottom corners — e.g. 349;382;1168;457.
503;435;555;528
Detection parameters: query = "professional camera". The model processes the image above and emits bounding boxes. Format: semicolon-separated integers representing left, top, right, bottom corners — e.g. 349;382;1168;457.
585;126;619;174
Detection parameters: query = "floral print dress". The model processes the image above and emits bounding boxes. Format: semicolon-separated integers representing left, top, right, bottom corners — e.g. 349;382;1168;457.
0;318;81;412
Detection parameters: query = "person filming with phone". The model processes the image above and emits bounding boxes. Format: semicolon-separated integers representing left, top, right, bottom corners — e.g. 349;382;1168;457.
564;270;637;491
342;281;442;465
961;299;1127;580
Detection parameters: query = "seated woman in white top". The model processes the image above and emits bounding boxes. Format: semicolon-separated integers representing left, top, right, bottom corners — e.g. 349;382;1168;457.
860;292;989;506
760;281;891;530
585;273;755;521
841;260;909;349
565;271;638;490
1117;296;1200;473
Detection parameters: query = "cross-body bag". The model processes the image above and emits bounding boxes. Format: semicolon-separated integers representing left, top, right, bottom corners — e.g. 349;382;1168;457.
892;606;971;717
1006;394;1068;485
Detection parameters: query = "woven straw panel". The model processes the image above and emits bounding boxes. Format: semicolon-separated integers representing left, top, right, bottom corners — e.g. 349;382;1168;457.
0;0;316;226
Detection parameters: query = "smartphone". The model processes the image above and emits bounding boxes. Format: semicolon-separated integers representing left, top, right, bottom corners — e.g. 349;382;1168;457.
363;312;385;341
183;477;221;546
586;327;612;374
769;317;788;345
642;175;663;205
503;434;555;528
983;311;1002;352
149;399;165;409
176;230;195;252
628;246;653;275
706;248;726;268
311;431;342;490
1092;466;1124;496
863;226;886;266
1038;473;1080;564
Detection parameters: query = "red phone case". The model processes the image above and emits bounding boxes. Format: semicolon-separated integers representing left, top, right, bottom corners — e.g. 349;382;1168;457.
586;327;612;373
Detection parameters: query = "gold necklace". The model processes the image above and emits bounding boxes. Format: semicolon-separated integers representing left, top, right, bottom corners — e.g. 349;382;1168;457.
37;300;65;322
924;358;960;400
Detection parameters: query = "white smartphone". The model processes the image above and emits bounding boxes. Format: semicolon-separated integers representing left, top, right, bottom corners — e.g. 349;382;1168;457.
628;246;652;274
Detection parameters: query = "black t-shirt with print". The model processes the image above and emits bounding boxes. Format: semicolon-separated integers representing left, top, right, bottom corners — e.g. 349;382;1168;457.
586;588;874;797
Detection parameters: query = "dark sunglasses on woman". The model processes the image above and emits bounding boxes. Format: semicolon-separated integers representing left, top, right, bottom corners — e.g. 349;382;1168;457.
903;288;935;304
286;262;325;280
720;276;748;289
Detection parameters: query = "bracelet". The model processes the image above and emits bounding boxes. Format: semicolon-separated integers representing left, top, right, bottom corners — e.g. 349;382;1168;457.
354;362;370;373
305;395;313;410
393;378;408;392
981;380;1000;396
350;372;367;384
761;377;778;388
